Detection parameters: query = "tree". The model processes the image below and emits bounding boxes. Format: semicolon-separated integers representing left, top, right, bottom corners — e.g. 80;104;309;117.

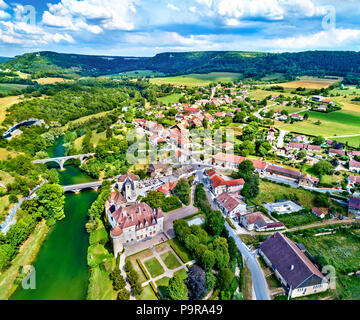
241;174;259;199
237;160;254;181
173;220;191;243
174;178;191;205
110;269;126;291
186;265;207;300
217;268;235;291
142;190;166;209
210;237;230;269
313;160;333;176
45;168;60;184
168;273;188;300
206;271;217;290
313;136;325;145
205;210;224;236
297;150;307;160
117;288;130;300
200;249;216;271
36;183;65;220
185;234;200;252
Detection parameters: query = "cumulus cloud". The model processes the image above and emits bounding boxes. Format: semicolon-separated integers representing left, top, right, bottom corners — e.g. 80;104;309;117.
42;0;139;32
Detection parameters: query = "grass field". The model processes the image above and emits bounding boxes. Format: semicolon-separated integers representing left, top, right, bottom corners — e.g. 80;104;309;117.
254;180;316;208
144;257;164;278
150;72;243;87
280;110;360;138
292;229;360;299
136;284;158;300
160;251;182;270
126;249;154;283
0;95;23;126
0;220;49;300
157;93;183;105
275;76;340;89
250;88;302;100
0;84;28;94
87;266;117;300
35;78;74;85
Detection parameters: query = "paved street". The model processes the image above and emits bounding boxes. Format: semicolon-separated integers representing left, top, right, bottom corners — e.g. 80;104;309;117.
205;187;270;300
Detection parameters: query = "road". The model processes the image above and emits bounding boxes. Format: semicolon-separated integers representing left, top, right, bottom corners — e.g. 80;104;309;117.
277;129;288;148
205;186;270;300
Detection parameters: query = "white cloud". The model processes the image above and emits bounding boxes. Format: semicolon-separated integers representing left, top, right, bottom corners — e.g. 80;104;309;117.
0;0;8;10
0;10;9;19
42;0;139;31
194;0;328;22
189;6;197;13
167;3;180;11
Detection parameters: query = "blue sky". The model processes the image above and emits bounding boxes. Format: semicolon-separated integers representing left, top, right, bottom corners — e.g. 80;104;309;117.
0;0;359;57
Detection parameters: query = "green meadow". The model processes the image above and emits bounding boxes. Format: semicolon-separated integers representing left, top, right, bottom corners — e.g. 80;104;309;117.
150;72;243;87
281;110;360;139
0;83;28;94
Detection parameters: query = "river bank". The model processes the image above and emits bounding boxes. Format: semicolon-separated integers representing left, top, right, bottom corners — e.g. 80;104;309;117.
9;137;99;300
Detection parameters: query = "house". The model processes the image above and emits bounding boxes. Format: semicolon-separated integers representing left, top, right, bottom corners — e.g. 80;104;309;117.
288;142;304;150
148;163;173;178
312;207;327;219
348;197;360;215
213;152;267;173
306;145;321;152
329;148;345;156
298;174;319;188
349;150;360;158
290;114;304;121
265;222;285;231
259;232;328;298
349;160;360;173
293;135;308;143
208;174;245;196
348;175;360;190
215;192;247;218
239;212;267;231
157;180;178;196
213;112;225;117
222;142;234;151
266;165;302;181
105;201;164;256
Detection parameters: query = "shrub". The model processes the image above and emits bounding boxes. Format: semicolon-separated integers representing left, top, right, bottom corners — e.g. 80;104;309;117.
136;258;150;280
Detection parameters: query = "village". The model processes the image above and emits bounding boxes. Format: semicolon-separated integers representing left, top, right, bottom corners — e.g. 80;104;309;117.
99;81;360;301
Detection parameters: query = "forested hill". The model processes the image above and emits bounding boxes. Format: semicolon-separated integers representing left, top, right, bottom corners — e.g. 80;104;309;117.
2;50;360;83
0;57;11;64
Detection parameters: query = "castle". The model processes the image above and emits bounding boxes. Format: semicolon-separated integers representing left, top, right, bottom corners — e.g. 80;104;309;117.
105;173;164;256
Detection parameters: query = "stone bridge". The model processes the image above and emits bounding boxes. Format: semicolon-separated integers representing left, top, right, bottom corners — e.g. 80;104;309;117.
62;180;104;193
33;153;95;170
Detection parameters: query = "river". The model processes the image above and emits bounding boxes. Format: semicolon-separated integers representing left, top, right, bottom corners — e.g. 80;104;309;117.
11;136;98;300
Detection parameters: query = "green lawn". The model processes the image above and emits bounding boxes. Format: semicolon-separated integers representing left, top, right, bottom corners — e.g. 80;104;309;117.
158;93;183;105
336;136;360;148
150;72;243;87
126;249;153;283
292;229;360;299
87;266;117;300
168;238;193;263
280;110;360;137
135;284;159;300
160;251;182;270
89;226;109;245
276;213;321;229
144;257;165;278
87;243;113;268
254;180;316;208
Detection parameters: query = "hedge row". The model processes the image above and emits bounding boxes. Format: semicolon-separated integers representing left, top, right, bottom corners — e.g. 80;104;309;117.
136;258;150;280
149;281;161;300
225;217;236;230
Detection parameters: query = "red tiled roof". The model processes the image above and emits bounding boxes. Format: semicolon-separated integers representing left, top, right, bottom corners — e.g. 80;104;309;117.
216;192;245;212
350;160;360;168
350;175;360;183
329;148;345;155
118;172;139;182
312;207;325;217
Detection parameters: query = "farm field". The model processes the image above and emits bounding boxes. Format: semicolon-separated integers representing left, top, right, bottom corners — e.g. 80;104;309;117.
35;77;74;84
250;88;302;100
280;110;360;138
0;95;24;126
150;72;243;87
274;76;341;89
336;136;360;147
291;229;360;300
158;93;183;105
0;84;28;94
